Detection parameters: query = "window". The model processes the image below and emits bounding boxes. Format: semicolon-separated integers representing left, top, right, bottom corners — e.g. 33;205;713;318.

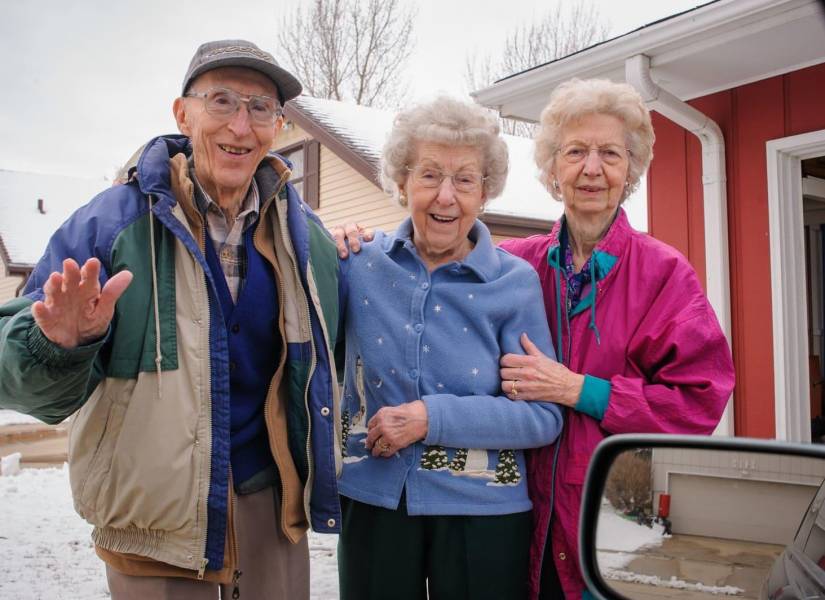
281;140;320;209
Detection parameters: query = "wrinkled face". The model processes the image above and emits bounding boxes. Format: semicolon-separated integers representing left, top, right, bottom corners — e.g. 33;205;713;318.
551;113;630;222
402;142;486;267
173;67;282;201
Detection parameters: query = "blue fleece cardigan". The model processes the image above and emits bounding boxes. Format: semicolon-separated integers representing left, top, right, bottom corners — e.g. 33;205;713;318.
337;219;563;515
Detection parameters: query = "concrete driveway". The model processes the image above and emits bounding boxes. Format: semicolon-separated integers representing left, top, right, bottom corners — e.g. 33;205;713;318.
599;533;783;599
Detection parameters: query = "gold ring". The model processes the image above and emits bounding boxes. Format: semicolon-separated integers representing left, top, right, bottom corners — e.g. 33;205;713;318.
511;380;518;397
379;441;391;453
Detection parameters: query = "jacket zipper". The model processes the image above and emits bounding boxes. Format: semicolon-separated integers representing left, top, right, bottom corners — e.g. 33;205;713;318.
257;186;318;524
190;205;213;579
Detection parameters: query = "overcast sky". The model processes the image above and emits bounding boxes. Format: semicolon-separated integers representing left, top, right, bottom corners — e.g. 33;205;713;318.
0;0;702;180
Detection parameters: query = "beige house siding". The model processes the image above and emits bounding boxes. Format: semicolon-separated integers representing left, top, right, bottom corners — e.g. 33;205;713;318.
274;122;407;233
0;262;24;303
315;148;406;233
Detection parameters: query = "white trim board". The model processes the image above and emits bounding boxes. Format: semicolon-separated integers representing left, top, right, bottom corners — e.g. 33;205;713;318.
767;129;825;442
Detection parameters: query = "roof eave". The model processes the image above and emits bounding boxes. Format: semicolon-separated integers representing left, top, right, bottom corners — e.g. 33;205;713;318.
473;0;824;121
284;100;381;189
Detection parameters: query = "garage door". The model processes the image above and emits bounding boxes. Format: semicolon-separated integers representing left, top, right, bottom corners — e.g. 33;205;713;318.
669;474;817;544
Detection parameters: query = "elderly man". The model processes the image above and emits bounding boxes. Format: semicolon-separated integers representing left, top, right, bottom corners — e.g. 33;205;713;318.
0;40;341;599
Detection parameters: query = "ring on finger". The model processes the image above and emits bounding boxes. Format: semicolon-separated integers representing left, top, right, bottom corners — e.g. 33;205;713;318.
379;441;391;453
511;379;518;398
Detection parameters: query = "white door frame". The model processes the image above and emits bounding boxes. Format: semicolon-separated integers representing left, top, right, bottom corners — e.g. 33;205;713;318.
767;129;825;442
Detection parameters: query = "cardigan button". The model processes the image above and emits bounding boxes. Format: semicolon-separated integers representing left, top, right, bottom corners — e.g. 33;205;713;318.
327;518;336;527
231;323;240;334
559;552;566;561
320;407;330;417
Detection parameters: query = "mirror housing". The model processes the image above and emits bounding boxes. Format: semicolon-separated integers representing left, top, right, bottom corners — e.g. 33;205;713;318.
579;434;825;600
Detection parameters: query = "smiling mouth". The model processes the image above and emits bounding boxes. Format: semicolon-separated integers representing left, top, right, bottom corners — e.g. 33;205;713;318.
430;214;458;223
218;144;251;156
578;186;605;193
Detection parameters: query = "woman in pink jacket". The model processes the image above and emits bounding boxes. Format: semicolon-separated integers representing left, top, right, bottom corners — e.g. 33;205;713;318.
497;79;735;599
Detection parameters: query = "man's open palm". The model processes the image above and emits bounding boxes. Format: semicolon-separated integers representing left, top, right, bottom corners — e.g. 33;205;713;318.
31;258;133;349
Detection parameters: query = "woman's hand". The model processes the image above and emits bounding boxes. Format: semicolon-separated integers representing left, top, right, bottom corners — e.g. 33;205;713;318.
365;400;429;457
500;333;584;408
330;222;375;259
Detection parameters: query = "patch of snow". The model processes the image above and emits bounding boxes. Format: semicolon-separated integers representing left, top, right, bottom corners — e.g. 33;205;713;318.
0;452;21;476
0;170;108;266
596;499;666;555
604;569;744;596
0;410;41;426
0;466;341;599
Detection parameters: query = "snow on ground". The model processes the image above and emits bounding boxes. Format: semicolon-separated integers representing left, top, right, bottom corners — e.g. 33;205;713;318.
596;498;666;571
595;500;744;596
0;410;42;426
0;466;341;599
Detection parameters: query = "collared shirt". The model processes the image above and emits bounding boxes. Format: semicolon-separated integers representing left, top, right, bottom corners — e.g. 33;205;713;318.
190;163;260;303
336;218;563;516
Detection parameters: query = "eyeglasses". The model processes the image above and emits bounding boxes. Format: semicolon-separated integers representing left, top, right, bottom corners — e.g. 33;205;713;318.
557;143;630;166
406;165;486;194
184;87;283;125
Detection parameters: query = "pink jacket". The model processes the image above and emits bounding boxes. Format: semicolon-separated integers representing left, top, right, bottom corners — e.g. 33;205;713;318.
500;209;734;599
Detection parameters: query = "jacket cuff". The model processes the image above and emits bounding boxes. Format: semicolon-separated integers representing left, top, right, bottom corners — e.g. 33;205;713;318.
575;375;611;420
27;322;108;368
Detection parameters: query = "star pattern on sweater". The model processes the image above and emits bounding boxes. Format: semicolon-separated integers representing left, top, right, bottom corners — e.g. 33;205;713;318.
423;345;430;353
434;304;442;313
471;367;479;376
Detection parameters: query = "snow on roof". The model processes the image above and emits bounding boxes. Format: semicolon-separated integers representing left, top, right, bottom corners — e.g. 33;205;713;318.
292;96;393;166
0;169;108;267
290;96;648;230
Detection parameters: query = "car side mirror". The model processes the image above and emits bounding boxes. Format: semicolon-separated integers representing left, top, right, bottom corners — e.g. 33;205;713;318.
579;434;825;600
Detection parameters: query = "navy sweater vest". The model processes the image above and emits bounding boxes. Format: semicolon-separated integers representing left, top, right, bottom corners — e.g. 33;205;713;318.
204;224;281;488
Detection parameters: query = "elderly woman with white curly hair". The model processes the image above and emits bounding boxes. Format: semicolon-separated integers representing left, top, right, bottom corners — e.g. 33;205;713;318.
334;96;562;600
495;79;735;599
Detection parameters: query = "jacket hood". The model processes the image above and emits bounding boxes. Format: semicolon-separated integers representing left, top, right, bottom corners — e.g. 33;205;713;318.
136;135;192;199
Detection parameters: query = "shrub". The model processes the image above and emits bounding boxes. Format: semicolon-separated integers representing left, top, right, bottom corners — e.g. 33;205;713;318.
604;449;652;514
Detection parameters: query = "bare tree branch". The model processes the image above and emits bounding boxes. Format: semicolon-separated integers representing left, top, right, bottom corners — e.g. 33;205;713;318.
277;0;415;108
465;0;610;137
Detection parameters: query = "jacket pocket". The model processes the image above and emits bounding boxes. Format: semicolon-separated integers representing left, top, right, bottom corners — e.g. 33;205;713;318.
70;381;131;517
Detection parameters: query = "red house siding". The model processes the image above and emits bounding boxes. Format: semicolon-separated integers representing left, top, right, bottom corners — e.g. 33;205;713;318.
647;62;825;439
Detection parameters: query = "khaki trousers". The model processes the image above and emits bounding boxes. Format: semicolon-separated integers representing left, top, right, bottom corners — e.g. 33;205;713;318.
106;485;309;600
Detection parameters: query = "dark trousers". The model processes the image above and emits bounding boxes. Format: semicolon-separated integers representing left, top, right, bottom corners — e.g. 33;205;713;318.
338;495;531;600
538;524;565;600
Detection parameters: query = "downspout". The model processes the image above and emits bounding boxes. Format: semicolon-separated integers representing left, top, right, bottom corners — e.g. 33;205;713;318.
625;54;734;437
